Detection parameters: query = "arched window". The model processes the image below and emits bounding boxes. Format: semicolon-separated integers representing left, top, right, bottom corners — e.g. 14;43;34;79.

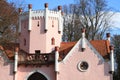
27;72;47;80
51;37;55;45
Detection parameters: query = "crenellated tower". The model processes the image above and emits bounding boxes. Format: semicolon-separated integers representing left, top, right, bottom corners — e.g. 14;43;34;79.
18;3;63;53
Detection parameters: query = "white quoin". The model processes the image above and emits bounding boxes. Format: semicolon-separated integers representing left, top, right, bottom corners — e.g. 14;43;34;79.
61;16;63;35
58;6;62;33
55;47;59;72
14;52;18;73
18;8;22;33
28;5;32;31
44;4;49;32
110;46;114;73
81;38;86;48
81;29;86;51
18;15;21;33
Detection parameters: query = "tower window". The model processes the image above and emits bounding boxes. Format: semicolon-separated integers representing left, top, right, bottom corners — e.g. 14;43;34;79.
51;37;55;45
24;38;26;46
37;21;39;27
52;21;54;27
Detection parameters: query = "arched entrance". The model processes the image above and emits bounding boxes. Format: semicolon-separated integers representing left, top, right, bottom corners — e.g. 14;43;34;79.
27;72;47;80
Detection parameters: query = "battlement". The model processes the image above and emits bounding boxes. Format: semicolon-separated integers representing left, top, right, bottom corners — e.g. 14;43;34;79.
19;3;63;19
30;10;60;19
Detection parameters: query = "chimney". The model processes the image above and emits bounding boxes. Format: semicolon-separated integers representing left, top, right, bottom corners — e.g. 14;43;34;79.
44;3;48;8
18;8;22;14
81;28;86;52
28;4;32;9
109;45;114;74
58;6;62;11
106;33;110;42
55;46;59;73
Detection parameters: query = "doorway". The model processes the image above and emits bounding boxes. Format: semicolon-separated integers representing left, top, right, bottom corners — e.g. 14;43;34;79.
27;72;47;80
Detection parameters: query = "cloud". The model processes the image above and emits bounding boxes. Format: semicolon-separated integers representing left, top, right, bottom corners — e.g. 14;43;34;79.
110;12;120;29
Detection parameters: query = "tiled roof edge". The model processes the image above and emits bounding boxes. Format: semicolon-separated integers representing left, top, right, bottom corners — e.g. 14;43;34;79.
85;39;105;62
62;39;81;63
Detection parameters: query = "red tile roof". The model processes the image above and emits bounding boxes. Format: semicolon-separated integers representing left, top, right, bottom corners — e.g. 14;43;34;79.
90;40;110;59
0;43;19;60
59;40;110;60
0;40;110;60
59;42;77;60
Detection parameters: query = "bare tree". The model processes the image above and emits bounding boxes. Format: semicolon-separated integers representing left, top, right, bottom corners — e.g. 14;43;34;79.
0;0;19;44
0;0;26;44
63;0;113;41
76;0;114;40
62;4;82;41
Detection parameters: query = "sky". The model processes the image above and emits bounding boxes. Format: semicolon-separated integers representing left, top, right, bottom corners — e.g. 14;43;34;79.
8;0;120;35
8;0;120;11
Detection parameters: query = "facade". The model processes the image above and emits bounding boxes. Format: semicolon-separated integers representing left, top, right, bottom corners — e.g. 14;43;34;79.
0;3;114;80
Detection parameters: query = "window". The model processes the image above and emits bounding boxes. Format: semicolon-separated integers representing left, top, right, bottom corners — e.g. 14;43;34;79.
24;38;26;46
35;50;40;60
78;61;89;72
51;37;55;45
52;21;54;27
37;21;39;27
35;50;41;54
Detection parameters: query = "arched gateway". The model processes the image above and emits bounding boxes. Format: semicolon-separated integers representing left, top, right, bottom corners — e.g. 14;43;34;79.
27;72;47;80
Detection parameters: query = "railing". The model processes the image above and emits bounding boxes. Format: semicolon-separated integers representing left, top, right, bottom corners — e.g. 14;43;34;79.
18;53;55;66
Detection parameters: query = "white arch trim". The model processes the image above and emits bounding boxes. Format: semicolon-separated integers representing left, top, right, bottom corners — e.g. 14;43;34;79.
24;69;50;80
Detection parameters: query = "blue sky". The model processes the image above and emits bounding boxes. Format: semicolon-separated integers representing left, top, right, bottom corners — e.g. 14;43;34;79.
25;0;74;9
8;0;120;11
107;0;120;11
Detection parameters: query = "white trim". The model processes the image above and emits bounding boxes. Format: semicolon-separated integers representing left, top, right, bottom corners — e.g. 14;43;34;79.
63;39;81;63
25;70;50;80
58;10;61;32
55;51;59;72
14;52;18;72
44;8;49;31
28;9;32;31
81;37;86;49
110;50;114;72
18;15;21;33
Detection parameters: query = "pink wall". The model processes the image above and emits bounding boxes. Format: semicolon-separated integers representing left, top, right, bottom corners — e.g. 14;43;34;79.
20;18;30;53
29;18;46;53
29;17;61;53
46;18;61;53
17;65;56;80
0;60;14;80
58;45;112;80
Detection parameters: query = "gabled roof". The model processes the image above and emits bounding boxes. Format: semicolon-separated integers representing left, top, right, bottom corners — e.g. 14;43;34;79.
59;40;110;60
59;42;77;60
